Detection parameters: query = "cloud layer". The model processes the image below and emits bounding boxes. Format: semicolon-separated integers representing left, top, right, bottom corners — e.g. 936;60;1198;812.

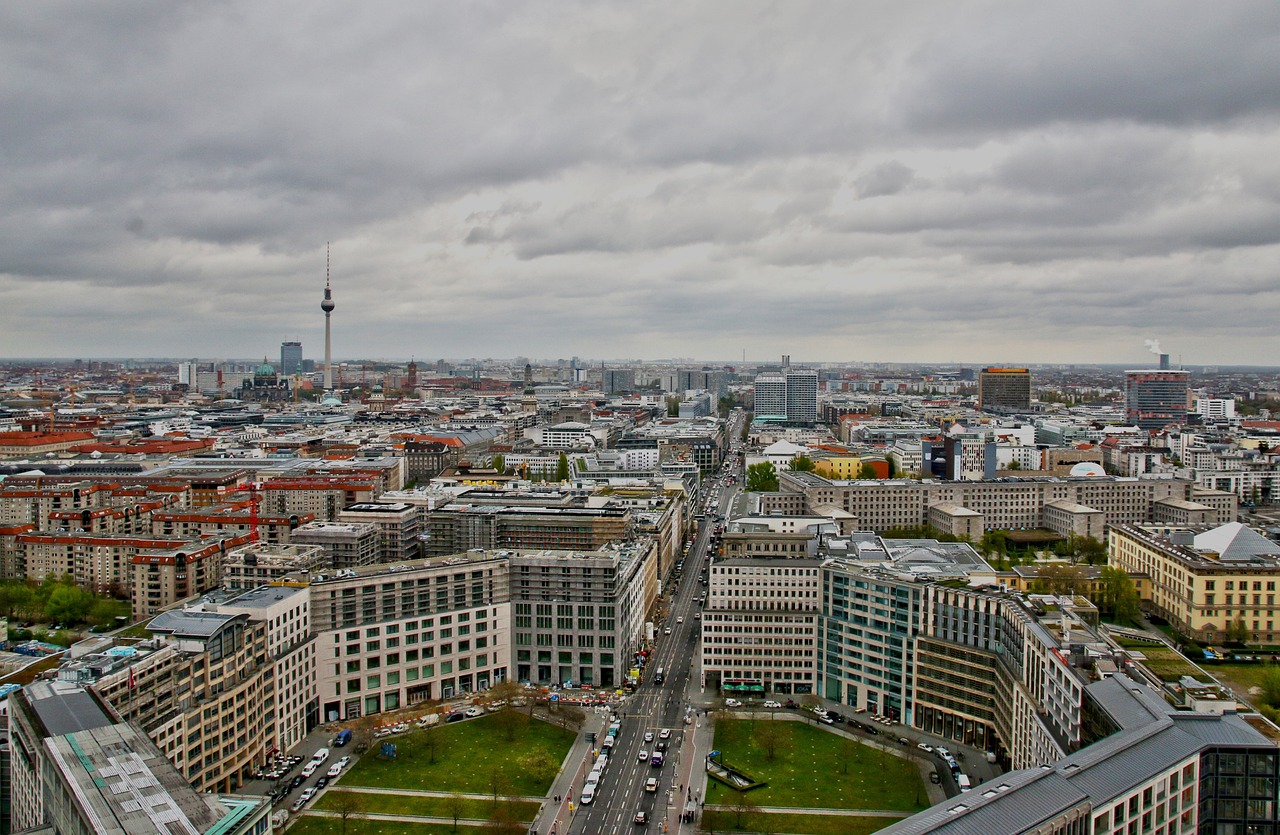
3;1;1279;364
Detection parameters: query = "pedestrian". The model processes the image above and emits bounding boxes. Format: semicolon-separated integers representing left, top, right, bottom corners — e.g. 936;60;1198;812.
554;794;560;803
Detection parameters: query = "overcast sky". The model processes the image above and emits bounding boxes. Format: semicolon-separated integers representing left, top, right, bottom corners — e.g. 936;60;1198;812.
3;2;1280;366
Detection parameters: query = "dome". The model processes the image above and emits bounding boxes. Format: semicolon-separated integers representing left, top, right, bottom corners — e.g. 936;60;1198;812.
321;394;344;406
256;360;277;377
1069;462;1106;477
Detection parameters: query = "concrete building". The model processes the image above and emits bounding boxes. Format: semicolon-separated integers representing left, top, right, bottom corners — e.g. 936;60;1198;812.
337;501;422;563
290;520;380;569
7;680;269;835
221;542;327;590
420;504;631;558
509;541;657;689
1109;522;1280;643
701;557;822;695
309;551;511;719
130;533;251;617
978;367;1032;413
882;674;1279;835
1125;369;1190;430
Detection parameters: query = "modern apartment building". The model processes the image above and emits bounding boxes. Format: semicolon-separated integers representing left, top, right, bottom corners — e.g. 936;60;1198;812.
336;501;422;563
753;369;819;424
290;520;380;569
1109;522;1280;643
221;542;327;590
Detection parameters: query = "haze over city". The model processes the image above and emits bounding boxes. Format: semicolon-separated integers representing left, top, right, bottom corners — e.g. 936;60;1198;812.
3;2;1280;364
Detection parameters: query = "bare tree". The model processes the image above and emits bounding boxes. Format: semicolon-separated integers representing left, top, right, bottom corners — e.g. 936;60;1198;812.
730;790;760;829
445;792;467;832
755;718;788;763
420;720;447;765
329;790;363;835
839;734;858;775
488;766;510;804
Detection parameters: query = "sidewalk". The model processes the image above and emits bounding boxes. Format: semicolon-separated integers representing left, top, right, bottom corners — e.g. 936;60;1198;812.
534;711;610;835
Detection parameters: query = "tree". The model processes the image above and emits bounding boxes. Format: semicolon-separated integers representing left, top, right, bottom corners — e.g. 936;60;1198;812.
488;765;510;803
45;584;93;624
1226;617;1251;645
745;461;779;492
886;457;898;479
518;749;559;786
1007;460;1022;470
729;789;760;829
1035;564;1085;596
857;462;878;479
555;452;570;482
445;792;467;832
838;734;858;775
755;718;788;763
420;719;446;764
789;455;816;473
484;801;524;835
490;454;505;474
1097;566;1141;624
1260;667;1280;709
329;790;364;835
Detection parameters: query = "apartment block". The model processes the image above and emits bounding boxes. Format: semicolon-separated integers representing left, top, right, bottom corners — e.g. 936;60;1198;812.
336;501;422;563
130;533;253;617
222;542;327;590
290;520;380;569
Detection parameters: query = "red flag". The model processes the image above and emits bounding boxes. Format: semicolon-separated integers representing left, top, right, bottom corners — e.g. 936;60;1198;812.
128;666;136;690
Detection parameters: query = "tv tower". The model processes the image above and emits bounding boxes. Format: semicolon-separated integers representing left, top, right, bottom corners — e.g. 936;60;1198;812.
321;243;335;391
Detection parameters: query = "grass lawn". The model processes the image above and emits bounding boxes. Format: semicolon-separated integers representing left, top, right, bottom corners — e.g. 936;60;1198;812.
287;816;483;835
1123;644;1205;682
703;809;908;835
705;718;929;813
1205;662;1278;703
338;712;574;796
315;790;540;822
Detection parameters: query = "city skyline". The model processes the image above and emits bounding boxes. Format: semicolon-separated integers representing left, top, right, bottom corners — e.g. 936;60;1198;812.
3;3;1280;364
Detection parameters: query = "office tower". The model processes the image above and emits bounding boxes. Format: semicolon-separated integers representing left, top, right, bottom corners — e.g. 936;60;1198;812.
280;341;303;376
753;372;787;419
602;368;636;393
321;245;335;391
784;368;818;423
176;361;196;386
1125;369;1190;430
978;367;1032;412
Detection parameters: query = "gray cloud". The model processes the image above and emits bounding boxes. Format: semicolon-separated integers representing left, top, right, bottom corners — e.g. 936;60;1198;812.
1;1;1279;364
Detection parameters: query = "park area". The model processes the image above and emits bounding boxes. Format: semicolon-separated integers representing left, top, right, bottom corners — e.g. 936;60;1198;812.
290;711;575;834
703;717;929;834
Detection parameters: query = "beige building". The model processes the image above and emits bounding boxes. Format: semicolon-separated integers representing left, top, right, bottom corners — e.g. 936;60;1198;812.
309;551;512;720
130;533;251;617
1043;499;1106;539
222;542;327;590
927;503;984;539
1109;522;1280;643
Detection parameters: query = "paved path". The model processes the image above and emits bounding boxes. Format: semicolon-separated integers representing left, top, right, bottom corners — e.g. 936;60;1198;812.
704;804;912;817
305;809;488;826
331;785;545;802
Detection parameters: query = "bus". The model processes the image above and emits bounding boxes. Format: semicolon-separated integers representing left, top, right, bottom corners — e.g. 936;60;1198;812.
654;667;666;686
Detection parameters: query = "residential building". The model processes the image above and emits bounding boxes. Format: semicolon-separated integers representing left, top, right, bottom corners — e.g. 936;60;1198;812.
221;542;327;590
130;533;252;617
290;520;380;569
337;501;422;563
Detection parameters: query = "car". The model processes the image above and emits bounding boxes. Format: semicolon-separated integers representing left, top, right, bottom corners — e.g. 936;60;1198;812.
638;749;649;761
676;616;684;624
762;700;782;708
645;777;659;792
464;707;484;718
336;756;350;769
724;698;742;707
899;737;910;745
917;743;934;753
663;627;672;635
446;712;465;722
290;798;307;812
659;728;671;739
930;771;941;784
327;763;343;778
289;775;306;789
315;776;329;790
935;747;951;758
300;788;316;802
644;731;655;742
634;810;649;825
819;715;834;725
655;740;668;752
301;762;319;777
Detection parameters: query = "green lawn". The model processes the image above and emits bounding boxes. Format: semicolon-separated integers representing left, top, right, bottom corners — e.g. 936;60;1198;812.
1121;644;1205;682
703;810;909;835
1205;661;1278;704
337;712;575;796
315;790;540;822
288;816;483;835
705;718;929;813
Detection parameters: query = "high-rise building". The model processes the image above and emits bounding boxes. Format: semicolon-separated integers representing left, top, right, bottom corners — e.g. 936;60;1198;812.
321;245;335;391
280;341;303;376
1125;369;1189;429
602;368;636;393
753;368;818;424
978;367;1031;412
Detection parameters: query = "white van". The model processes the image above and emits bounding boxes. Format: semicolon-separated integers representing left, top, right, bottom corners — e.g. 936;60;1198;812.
587;767;602;786
580;784;596;805
311;747;330;765
957;774;972;792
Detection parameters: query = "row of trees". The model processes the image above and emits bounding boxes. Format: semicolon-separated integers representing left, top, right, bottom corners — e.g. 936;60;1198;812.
490;453;572;482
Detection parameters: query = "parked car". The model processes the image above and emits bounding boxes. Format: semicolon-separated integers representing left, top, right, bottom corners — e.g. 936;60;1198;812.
724;698;742;708
464;707;484;718
930;771;941;784
315;777;329;790
762;700;782;708
917;743;934;753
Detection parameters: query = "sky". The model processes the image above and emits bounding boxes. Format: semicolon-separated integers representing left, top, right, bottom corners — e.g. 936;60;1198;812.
3;1;1280;366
